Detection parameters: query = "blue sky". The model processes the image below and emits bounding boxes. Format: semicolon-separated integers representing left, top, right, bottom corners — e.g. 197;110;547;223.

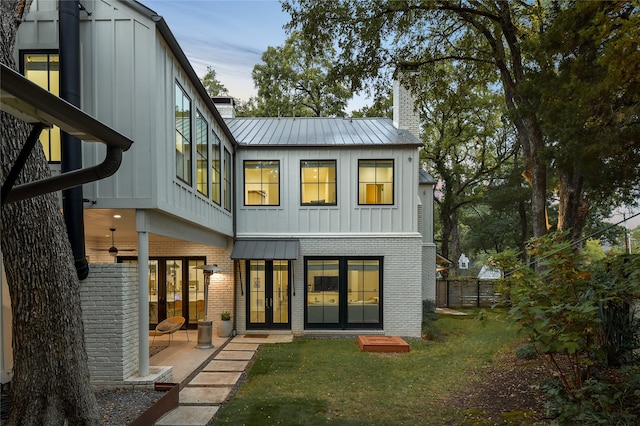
143;0;368;110
144;0;289;102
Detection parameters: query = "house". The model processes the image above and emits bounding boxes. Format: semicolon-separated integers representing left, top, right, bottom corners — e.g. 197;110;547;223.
2;0;436;388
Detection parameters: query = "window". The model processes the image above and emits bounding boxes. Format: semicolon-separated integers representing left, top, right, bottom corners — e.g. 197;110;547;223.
244;160;280;206
301;160;337;205
175;83;192;184
21;51;60;162
211;131;221;204
305;257;382;329
223;148;232;211
195;110;208;196
358;159;394;205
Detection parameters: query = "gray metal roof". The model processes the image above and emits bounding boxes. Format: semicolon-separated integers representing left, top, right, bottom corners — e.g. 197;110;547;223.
230;239;300;260
225;117;422;147
419;168;436;184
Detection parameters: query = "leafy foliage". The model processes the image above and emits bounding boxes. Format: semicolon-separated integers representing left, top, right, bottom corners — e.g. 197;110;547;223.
201;66;228;97
491;234;640;422
251;31;350;117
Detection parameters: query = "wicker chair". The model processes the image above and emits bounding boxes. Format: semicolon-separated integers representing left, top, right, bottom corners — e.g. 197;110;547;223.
152;316;189;345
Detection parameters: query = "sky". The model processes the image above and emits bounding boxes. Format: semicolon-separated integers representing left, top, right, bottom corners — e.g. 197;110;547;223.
143;0;368;111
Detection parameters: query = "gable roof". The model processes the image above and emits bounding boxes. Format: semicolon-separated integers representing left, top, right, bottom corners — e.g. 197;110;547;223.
419;168;436;184
225;117;422;148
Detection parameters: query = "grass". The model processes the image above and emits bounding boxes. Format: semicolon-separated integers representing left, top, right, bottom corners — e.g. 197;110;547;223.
214;309;519;425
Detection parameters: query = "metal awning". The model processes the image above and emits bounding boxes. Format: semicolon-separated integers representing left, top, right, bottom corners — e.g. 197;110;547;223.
231;239;299;260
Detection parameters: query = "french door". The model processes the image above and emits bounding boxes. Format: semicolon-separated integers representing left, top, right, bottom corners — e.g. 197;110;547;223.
246;260;291;330
121;257;206;329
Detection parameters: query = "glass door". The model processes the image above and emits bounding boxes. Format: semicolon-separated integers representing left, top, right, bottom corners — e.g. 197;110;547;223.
247;260;290;329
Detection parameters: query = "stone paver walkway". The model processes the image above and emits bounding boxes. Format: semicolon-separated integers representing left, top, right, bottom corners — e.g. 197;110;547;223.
155;334;292;425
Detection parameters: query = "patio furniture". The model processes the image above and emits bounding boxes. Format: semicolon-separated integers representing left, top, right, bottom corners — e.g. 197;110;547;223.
152;316;189;345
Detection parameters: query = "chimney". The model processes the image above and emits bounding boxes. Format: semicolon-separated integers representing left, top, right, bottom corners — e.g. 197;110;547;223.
212;96;236;119
392;75;420;140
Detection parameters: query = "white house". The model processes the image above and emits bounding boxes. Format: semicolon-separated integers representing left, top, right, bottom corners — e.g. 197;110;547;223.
2;0;436;388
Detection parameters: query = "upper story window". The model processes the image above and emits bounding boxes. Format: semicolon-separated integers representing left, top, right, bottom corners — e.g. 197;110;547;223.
301;160;337;206
195;110;208;196
175;83;192;185
211;131;221;205
223;148;232;211
21;51;60;163
358;159;394;205
244;160;280;206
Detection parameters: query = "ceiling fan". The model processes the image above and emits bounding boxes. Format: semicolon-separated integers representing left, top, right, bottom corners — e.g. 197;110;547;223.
92;228;136;256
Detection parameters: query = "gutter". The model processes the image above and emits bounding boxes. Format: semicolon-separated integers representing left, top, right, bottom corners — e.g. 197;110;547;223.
1;63;133;204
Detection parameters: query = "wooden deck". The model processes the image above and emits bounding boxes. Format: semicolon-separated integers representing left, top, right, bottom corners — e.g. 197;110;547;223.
357;335;410;353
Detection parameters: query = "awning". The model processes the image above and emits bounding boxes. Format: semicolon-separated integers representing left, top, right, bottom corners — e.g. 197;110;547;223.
231;239;299;260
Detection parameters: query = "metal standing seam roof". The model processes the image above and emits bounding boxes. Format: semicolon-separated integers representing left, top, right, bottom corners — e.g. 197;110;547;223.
225;117;422;147
230;239;300;260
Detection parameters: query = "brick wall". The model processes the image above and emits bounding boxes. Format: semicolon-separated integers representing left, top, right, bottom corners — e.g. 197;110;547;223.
235;235;425;338
80;263;139;386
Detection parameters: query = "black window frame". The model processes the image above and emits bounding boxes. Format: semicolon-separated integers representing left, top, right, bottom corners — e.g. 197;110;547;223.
357;159;395;206
300;159;337;206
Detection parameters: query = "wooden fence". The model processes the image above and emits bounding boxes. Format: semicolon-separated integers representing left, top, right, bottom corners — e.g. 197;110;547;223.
436;279;502;308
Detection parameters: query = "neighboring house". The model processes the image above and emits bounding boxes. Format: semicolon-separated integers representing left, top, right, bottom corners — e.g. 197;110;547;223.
2;0;436;387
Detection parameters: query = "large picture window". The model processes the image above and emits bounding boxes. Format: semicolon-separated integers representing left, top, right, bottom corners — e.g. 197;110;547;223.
301;160;337;206
305;257;382;329
195;110;208;196
211;131;221;204
244;160;280;206
175;83;192;184
21;51;60;162
358;159;394;205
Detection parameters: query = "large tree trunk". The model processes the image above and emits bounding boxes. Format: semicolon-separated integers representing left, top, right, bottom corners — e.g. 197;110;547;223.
557;168;590;243
1;1;99;424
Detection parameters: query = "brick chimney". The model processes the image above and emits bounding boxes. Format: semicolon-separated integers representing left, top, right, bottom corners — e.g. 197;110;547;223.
392;77;420;140
212;96;236;118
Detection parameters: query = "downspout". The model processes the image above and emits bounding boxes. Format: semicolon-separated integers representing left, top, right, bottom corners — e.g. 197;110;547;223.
59;0;89;280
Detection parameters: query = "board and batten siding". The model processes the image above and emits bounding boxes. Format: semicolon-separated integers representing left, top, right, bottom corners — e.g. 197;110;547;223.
235;146;421;236
15;0;234;238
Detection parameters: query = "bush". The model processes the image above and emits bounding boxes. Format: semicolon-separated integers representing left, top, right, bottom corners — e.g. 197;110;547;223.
514;343;538;360
422;300;442;341
543;366;640;425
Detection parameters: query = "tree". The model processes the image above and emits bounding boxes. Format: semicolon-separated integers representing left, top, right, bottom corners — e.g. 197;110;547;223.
200;66;228;97
525;1;640;242
418;60;517;264
251;31;351;117
1;1;99;423
283;0;640;241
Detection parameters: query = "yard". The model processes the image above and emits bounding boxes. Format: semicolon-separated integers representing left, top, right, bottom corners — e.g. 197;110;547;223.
214;309;549;425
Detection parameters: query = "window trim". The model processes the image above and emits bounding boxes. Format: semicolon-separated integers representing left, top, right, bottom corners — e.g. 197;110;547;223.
304;256;383;330
195;109;208;197
223;148;232;211
300;159;337;206
211;130;222;205
19;49;61;163
357;159;395;206
243;159;281;207
175;81;192;185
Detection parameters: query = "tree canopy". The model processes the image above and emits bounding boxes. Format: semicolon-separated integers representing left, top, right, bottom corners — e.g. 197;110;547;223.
284;0;640;244
251;31;351;117
201;66;228;97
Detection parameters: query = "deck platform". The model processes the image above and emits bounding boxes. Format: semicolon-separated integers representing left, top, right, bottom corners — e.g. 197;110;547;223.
357;335;410;353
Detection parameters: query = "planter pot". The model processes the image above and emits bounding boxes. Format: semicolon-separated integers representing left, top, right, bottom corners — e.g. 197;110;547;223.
217;320;232;337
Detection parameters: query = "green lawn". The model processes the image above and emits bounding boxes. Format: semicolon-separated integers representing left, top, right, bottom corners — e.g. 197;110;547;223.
214;309;520;425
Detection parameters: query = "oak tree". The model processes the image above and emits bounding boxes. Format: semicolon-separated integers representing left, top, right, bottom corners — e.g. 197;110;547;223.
1;0;99;423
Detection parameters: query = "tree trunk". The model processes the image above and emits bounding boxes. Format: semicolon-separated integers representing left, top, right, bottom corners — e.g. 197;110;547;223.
1;1;99;424
557;168;590;243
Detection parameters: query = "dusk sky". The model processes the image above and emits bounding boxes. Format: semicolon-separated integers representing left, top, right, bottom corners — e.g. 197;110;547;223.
143;0;368;111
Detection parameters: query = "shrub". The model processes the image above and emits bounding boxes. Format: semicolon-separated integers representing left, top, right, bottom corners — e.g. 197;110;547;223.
514;343;538;360
422;299;442;341
221;311;232;320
